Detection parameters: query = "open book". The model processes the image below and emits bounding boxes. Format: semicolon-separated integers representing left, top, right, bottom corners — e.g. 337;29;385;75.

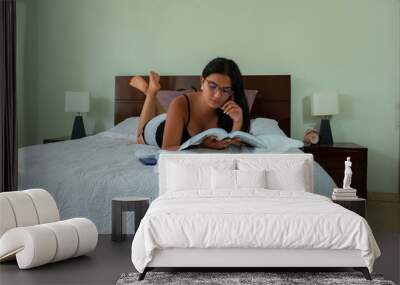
179;128;267;151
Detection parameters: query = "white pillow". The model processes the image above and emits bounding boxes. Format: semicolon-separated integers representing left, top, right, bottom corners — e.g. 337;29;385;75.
169;163;210;191
102;117;138;141
167;161;235;192
211;168;267;190
237;169;267;188
266;161;308;191
211;168;236;190
237;159;310;192
250;118;287;137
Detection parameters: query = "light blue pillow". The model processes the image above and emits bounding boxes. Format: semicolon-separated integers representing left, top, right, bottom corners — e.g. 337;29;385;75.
256;134;304;152
250;118;287;137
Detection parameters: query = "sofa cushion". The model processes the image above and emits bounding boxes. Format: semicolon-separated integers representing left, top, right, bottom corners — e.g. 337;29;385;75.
0;218;97;269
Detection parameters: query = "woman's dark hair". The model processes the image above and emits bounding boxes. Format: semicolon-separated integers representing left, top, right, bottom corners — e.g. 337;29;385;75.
202;57;250;133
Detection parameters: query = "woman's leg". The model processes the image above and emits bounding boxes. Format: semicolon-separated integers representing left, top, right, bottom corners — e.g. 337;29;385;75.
130;73;166;115
130;72;164;144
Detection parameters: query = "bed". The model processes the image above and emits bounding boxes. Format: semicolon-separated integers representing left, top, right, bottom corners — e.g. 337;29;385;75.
131;153;380;280
18;75;336;234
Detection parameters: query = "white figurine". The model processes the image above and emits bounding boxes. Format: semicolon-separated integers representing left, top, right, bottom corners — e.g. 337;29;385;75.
342;157;353;189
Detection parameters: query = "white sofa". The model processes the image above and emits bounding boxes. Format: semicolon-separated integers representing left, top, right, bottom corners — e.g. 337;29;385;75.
0;189;98;269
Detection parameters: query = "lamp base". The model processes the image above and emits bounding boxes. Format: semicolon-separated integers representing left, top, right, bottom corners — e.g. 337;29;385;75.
71;115;86;140
319;118;333;145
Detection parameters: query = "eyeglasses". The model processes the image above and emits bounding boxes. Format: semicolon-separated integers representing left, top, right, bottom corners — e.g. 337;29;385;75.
204;79;234;97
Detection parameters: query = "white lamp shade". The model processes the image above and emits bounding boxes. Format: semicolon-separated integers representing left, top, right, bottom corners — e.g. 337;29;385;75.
311;92;339;116
65;92;90;113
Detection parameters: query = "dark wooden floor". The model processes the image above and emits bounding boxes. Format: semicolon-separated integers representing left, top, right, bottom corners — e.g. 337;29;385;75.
367;199;400;284
368;199;400;233
0;235;134;285
1;201;399;285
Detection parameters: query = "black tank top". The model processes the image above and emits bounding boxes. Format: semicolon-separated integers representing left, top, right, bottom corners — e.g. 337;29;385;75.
155;94;192;148
155;94;233;148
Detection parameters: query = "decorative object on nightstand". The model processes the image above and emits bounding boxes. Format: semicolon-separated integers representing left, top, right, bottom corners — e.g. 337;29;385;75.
332;157;358;200
111;197;150;242
343;157;353;189
332;187;357;200
65;91;90;140
332;198;366;218
303;128;319;145
301;143;368;199
311;91;339;145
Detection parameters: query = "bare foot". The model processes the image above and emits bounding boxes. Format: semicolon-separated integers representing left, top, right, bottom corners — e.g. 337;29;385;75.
129;76;149;94
148;71;161;94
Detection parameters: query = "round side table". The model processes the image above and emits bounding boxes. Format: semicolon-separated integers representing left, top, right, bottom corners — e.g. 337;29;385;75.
111;197;150;242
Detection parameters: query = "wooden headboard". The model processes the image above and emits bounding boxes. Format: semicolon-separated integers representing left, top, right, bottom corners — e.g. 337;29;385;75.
115;75;291;136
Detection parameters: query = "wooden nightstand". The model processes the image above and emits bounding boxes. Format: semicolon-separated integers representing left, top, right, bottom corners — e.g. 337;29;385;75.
332;198;366;218
43;134;93;144
43;136;70;144
301;143;368;199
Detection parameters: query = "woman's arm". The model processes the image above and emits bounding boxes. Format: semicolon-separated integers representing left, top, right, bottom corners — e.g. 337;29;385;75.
221;100;243;132
231;120;243;132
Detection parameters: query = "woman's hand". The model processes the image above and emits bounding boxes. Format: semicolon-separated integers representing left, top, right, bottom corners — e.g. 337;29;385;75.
221;100;243;123
230;137;242;147
200;137;232;150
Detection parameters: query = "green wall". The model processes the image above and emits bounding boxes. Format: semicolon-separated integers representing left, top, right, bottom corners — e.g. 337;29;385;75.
17;0;400;193
17;0;38;147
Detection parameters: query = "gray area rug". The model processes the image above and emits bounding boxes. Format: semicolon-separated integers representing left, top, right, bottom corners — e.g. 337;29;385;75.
116;271;396;285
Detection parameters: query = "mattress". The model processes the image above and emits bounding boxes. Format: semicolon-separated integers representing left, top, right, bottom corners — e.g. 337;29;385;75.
17;135;336;234
131;190;380;273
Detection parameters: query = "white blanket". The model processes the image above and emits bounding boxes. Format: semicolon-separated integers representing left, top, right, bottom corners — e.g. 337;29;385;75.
131;190;380;273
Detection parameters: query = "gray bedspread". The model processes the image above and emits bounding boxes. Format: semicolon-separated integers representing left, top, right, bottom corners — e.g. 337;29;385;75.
18;134;336;234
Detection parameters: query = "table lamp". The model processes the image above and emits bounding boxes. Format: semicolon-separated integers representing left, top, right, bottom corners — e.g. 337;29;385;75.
311;91;339;145
65;91;90;139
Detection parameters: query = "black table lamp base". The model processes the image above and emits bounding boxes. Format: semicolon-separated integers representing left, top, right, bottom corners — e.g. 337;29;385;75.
319;118;333;145
71;115;86;140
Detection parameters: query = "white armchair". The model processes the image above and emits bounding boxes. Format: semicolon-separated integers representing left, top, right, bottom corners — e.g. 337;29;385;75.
0;189;98;269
